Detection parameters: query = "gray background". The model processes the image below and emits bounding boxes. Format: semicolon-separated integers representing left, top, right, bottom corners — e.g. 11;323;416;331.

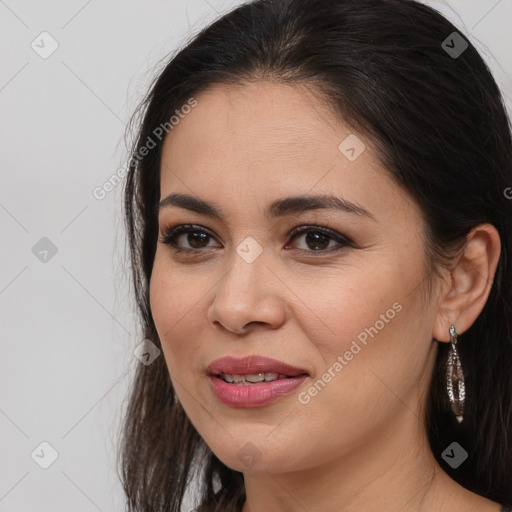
1;1;511;510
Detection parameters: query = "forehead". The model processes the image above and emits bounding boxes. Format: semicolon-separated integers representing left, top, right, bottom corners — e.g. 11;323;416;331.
159;81;416;221
163;81;348;163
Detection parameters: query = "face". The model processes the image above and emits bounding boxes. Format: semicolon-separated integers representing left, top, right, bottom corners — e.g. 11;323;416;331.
150;81;441;474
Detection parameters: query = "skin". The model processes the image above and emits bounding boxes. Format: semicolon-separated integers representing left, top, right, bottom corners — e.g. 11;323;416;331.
149;81;502;512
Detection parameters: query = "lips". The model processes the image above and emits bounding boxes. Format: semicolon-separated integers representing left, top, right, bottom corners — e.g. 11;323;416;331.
206;355;310;407
207;355;309;378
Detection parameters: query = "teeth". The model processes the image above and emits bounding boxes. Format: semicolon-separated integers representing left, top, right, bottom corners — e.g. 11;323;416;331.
220;372;286;384
245;373;266;383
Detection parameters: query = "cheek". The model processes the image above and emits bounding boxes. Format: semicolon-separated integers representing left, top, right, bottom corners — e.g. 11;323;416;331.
297;257;431;415
300;260;411;359
149;255;204;376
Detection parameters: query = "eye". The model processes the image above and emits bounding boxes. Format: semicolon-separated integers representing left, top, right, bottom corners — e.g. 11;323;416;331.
159;224;219;253
159;224;353;255
286;225;353;253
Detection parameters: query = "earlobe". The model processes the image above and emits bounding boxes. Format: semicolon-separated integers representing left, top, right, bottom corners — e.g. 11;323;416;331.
432;223;501;343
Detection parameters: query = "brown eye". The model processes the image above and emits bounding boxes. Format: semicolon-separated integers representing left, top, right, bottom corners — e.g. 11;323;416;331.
286;226;353;253
159;225;219;253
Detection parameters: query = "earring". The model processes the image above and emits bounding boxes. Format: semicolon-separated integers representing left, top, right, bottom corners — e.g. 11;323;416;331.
174;393;179;405
446;325;465;423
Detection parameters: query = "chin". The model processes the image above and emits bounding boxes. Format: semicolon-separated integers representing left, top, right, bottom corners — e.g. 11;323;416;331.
222;456;286;474
209;442;300;474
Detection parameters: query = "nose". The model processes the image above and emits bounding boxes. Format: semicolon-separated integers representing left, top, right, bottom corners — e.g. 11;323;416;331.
207;248;287;335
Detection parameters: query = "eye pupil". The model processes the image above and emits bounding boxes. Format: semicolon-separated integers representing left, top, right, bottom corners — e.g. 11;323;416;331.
306;232;330;250
188;231;209;248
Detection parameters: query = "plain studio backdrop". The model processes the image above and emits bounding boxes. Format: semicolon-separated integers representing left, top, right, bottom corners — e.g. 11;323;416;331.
0;1;511;511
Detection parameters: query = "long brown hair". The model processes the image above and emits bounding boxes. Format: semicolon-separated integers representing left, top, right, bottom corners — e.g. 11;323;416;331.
119;0;512;510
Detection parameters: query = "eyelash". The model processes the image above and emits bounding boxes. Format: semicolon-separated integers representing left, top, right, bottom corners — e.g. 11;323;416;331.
158;224;354;256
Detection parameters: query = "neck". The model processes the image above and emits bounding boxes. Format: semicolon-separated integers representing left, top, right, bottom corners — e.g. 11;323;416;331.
241;409;449;512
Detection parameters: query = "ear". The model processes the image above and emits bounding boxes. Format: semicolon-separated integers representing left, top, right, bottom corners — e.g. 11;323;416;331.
432;223;501;343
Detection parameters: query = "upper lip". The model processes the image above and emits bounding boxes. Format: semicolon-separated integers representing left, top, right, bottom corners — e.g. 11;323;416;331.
207;355;309;377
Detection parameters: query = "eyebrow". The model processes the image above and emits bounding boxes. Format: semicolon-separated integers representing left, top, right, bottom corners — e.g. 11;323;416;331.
157;193;376;222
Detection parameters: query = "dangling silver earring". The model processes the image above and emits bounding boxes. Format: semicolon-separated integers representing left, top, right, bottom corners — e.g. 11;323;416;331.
446;325;465;423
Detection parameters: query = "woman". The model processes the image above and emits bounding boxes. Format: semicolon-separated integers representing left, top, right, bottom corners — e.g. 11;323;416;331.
119;0;512;510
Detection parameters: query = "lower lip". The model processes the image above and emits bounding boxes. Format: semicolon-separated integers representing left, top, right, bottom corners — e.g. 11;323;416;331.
208;374;308;407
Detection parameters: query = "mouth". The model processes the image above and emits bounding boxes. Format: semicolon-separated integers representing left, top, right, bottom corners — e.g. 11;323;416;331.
206;355;310;407
209;371;306;385
206;355;310;380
